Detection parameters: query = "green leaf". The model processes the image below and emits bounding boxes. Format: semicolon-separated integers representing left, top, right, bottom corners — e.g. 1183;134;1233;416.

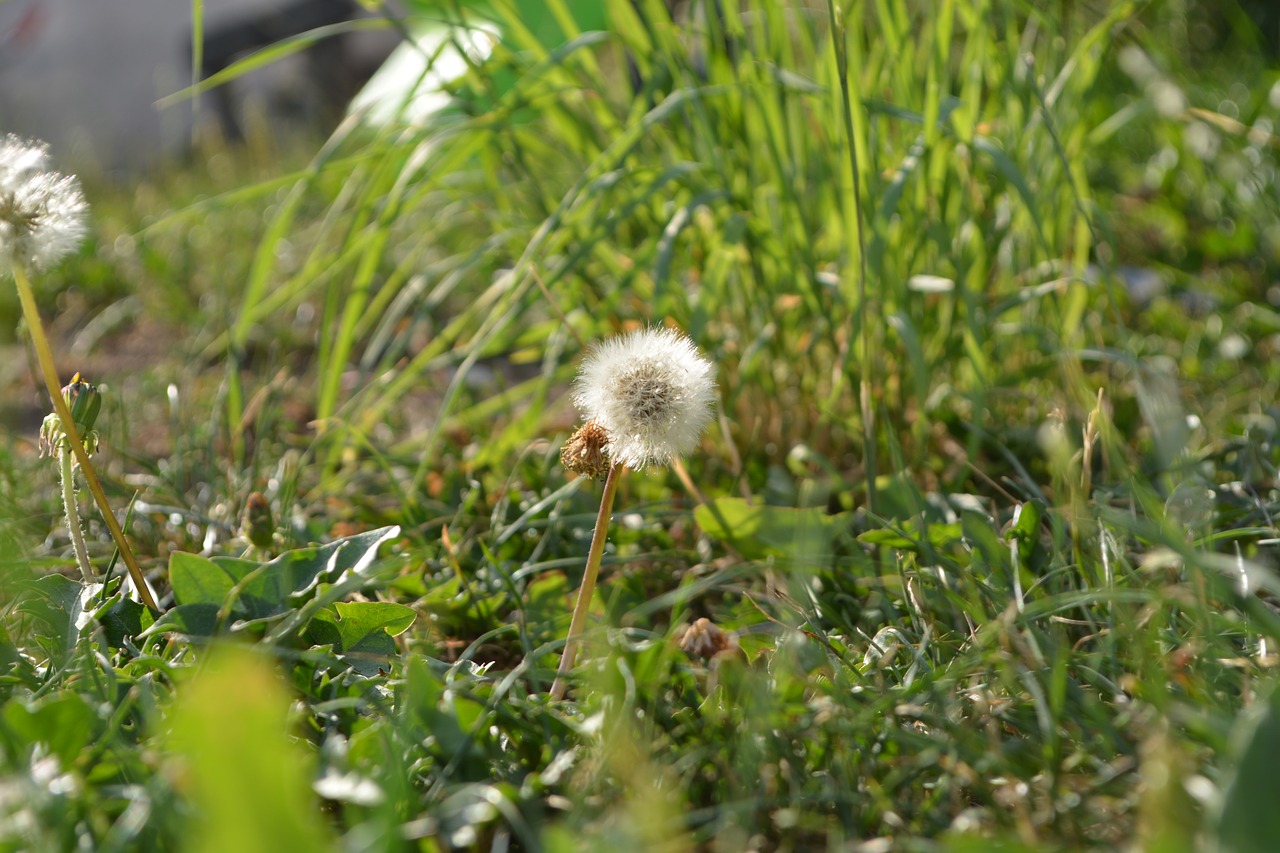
860;519;966;554
18;574;86;621
857;527;922;549
141;603;221;639
268;525;402;605
1217;684;1280;853
326;526;404;581
168;650;335;853
166;527;401;625
3;693;103;766
208;556;265;582
170;552;238;607
695;498;848;562
100;597;156;647
16;575;99;662
208;556;287;619
305;601;416;676
1005;499;1045;543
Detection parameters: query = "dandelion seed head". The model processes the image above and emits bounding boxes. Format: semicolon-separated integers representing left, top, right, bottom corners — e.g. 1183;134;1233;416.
0;135;50;183
572;327;716;470
0;134;88;276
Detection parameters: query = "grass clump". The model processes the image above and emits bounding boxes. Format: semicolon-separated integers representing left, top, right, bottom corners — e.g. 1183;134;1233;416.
2;0;1280;849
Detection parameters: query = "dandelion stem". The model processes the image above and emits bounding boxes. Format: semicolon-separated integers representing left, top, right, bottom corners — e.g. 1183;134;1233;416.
12;263;159;611
671;457;707;508
551;463;623;700
58;447;94;584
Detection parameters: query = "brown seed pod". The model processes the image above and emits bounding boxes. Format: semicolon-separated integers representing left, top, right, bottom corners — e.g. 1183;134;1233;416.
560;420;612;479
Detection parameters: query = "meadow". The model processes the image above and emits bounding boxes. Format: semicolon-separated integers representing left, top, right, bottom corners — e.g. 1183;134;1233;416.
2;0;1280;849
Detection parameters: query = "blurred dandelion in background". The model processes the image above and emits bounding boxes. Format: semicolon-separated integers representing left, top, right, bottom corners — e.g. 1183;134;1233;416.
0;134;87;276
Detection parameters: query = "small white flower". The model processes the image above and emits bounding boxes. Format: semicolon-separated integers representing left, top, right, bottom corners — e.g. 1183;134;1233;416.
572;327;716;469
0;134;88;276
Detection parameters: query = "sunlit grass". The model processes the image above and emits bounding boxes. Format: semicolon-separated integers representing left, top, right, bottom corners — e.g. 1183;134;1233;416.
1;0;1279;849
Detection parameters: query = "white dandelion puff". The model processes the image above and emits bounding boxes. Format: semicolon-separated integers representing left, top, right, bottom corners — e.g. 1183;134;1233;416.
572;327;716;470
0;135;51;183
0;134;88;276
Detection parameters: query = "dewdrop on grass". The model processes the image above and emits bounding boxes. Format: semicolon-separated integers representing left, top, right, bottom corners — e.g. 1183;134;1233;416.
0;134;89;276
570;327;716;470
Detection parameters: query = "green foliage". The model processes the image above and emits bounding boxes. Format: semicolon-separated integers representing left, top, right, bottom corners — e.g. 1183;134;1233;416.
2;0;1280;849
1218;682;1280;853
695;496;850;561
168;651;335;853
305;601;416;675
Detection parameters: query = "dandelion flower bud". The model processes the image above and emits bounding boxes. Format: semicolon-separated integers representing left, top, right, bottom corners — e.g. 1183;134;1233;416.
39;372;101;459
62;372;102;434
572;327;716;470
0;134;88;275
241;491;276;549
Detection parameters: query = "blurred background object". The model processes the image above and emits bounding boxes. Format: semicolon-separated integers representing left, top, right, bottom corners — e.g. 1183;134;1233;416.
194;0;389;141
0;0;47;68
0;0;397;177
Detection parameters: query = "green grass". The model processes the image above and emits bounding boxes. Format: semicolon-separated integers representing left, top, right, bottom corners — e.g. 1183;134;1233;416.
3;0;1280;849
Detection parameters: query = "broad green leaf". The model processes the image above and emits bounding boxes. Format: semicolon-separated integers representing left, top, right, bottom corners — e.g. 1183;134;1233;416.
167;527;402;628
170;552;237;607
858;527;922;550
1217;684;1280;853
99;597;156;647
3;693;103;766
330;601;416;643
17;575;99;662
326;526;403;581
208;556;265;583
18;576;154;653
208;556;288;619
18;574;86;620
860;520;966;554
305;601;416;676
1005;499;1046;543
268;525;402;604
140;603;221;639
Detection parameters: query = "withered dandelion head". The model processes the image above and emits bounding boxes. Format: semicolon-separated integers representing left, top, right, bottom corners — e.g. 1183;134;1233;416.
678;617;732;659
572;327;716;470
560;420;611;479
0;134;88;276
